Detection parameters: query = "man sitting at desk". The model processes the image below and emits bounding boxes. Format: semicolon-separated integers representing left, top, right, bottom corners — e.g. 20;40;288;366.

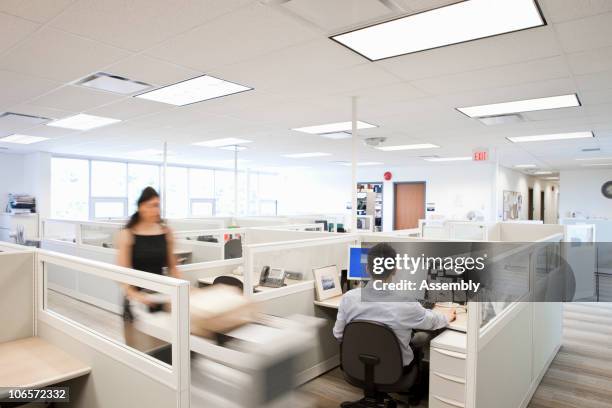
333;243;456;401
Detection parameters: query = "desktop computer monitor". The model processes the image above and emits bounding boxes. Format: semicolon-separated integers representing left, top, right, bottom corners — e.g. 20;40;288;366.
348;246;370;280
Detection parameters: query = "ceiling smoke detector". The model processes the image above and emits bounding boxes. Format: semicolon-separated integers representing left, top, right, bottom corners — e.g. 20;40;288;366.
363;137;386;147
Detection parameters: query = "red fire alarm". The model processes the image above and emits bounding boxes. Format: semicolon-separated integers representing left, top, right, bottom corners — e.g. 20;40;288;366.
384;171;392;181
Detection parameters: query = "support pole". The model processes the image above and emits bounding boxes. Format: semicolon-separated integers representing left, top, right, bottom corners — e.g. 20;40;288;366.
234;145;239;217
162;141;168;218
351;96;358;232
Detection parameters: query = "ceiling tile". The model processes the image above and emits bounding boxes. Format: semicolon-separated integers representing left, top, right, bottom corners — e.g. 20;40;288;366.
0;28;130;82
281;0;394;32
0;0;74;23
29;85;124;112
410;56;571;95
87;97;171;120
554;12;612;53
50;0;252;52
0;12;39;54
0;70;62;110
575;69;612;92
146;2;321;71
539;0;612;23
103;54;201;88
566;45;612;75
378;26;561;81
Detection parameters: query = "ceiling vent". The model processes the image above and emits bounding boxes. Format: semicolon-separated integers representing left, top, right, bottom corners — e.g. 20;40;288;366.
76;72;153;95
0;112;50;135
477;114;524;126
581;148;600;152
363;137;386;147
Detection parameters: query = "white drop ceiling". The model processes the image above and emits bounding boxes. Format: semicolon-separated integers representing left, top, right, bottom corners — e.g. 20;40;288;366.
0;0;611;172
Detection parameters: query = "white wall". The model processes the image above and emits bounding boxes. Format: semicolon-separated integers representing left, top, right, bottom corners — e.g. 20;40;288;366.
560;169;612;219
277;167;351;215
23;152;52;218
0;152;27;211
359;163;496;231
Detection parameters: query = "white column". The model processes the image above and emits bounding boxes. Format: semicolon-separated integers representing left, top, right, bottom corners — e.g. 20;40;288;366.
351;96;358;232
162;141;168;218
234;146;239;217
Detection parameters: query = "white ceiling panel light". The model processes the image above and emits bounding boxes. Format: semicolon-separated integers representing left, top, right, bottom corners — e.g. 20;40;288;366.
457;94;580;118
336;161;384;166
219;145;248;151
330;0;545;61
193;137;253;148
46;114;121;130
514;164;537;168
582;163;612;167
135;75;252;106
575;157;612;161
376;143;439;151
533;171;553;175
282;152;332;158
319;132;352;140
76;72;153;94
0;134;49;144
423;156;472;162
292;121;377;134
507;131;594;143
0;112;51;130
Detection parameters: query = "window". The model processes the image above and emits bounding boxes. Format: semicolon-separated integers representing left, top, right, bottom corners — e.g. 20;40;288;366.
91;161;127;197
214;170;234;216
165;166;188;218
190;199;215;217
128;164;160;214
189;168;214;199
93;200;126;219
51;158;89;220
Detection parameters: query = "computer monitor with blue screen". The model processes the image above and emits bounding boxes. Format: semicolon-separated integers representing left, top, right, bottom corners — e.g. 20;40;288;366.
348;246;370;280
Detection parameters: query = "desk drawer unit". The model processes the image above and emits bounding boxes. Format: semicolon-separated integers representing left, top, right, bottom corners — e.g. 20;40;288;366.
430;347;466;408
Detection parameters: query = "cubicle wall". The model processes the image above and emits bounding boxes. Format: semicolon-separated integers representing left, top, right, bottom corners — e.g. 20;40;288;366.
0;244;36;343
466;234;564;408
242;235;358;383
36;251;190;408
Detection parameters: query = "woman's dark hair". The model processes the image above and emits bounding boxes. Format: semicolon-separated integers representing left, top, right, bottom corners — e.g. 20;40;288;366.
126;187;160;229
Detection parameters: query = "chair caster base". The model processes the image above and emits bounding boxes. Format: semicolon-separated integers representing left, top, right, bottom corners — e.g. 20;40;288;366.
340;396;399;408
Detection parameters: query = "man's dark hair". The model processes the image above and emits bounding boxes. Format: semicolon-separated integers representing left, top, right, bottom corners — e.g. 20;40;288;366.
367;243;397;281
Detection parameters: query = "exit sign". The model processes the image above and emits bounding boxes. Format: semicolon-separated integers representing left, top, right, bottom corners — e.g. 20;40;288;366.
473;149;489;161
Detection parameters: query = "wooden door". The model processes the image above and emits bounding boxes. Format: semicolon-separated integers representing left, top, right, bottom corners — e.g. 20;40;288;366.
540;191;545;222
394;182;425;230
528;188;534;220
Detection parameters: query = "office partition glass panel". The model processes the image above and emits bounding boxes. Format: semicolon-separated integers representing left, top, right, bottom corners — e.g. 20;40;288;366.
128;163;160;213
166;166;188;218
91;161;127;197
51;157;90;220
189;168;214;198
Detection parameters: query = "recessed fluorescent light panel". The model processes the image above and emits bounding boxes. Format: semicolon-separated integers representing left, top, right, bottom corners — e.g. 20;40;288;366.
46;114;121;130
193;138;253;148
458;94;580;118
330;0;545;61
423;156;472;162
533;171;553;175
77;72;152;94
507;131;594;143
135;75;252;106
292;121;377;134
336;161;383;166
376;143;439;151
0;134;49;144
320;132;352;140
0;112;50;128
219;145;248;151
282;152;332;158
575;157;612;161
582;163;612;167
514;164;537;168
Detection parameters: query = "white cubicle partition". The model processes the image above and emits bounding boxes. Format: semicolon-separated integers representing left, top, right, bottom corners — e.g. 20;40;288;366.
420;220;490;241
167;218;227;231
466;234;564;408
245;226;333;245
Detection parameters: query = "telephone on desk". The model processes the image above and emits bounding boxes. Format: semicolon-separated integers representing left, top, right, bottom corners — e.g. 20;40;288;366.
259;266;287;288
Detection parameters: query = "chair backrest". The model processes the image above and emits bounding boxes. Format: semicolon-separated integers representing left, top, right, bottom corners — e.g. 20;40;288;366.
212;275;244;291
341;320;404;385
224;238;242;259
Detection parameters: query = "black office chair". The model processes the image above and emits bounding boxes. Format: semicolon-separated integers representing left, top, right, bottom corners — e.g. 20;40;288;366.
224;238;242;259
212;275;244;291
340;320;419;408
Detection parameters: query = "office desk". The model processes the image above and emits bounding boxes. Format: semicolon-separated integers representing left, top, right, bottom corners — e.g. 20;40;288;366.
173;249;192;264
0;337;91;390
313;295;467;333
198;275;302;293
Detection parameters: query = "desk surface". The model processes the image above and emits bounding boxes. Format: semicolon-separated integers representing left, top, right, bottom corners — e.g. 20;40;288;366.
0;337;91;389
198;275;302;293
313;295;467;333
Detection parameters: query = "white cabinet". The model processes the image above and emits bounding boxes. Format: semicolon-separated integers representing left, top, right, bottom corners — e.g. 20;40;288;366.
430;330;467;408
